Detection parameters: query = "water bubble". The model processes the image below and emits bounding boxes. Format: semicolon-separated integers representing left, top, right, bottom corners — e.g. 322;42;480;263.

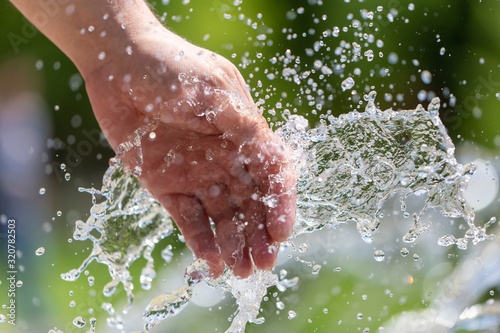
73;316;86;328
288;310;297;319
400;248;409;257
421;70;432;84
35;247;45;256
373;250;385;262
39;187;46;195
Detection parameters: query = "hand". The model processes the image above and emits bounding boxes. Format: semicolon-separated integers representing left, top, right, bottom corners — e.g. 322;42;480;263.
84;29;296;278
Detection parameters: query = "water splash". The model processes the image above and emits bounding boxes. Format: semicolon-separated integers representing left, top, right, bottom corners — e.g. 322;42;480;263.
279;96;495;249
61;94;495;332
60;157;174;308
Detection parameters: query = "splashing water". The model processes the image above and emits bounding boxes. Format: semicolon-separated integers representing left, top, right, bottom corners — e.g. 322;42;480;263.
61;92;495;332
281;95;495;249
60;157;174;308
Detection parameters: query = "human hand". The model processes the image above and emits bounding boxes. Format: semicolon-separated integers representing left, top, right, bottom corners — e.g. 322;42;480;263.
84;28;296;278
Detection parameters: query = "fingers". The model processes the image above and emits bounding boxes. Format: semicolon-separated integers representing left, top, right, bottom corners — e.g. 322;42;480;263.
231;125;297;243
200;176;279;278
214;219;253;278
241;195;279;271
156;193;224;278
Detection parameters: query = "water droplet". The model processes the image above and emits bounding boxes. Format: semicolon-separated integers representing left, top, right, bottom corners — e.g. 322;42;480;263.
439;47;446;55
16;280;23;287
39;187;46;195
364;50;374;61
276;301;285;310
357;312;363;319
35;59;44;70
400;248;409;257
323;308;328;314
288;310;297;319
298;243;308;253
387;52;399;64
408;3;415;11
35;247;45;256
88;276;95;286
373;250;385;262
98;52;106;60
421;70;432;84
496;92;500;101
69;300;76;307
73;316;86;328
0;314;5;322
413;253;420;261
286;10;297;20
312;264;321;275
132;166;142;177
65;173;71;181
125;46;133;55
341;77;355;91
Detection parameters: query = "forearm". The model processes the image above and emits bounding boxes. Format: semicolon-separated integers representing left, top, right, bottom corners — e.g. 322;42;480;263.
9;0;167;79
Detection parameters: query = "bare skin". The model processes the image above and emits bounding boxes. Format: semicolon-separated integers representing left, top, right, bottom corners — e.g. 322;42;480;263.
10;0;296;278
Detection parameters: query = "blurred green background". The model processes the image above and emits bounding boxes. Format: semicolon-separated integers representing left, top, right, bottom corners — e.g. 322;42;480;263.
0;0;499;332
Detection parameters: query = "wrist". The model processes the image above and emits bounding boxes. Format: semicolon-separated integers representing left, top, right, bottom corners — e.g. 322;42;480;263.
72;1;168;80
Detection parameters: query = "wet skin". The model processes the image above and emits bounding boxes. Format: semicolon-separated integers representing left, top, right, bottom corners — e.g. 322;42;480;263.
85;31;296;278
